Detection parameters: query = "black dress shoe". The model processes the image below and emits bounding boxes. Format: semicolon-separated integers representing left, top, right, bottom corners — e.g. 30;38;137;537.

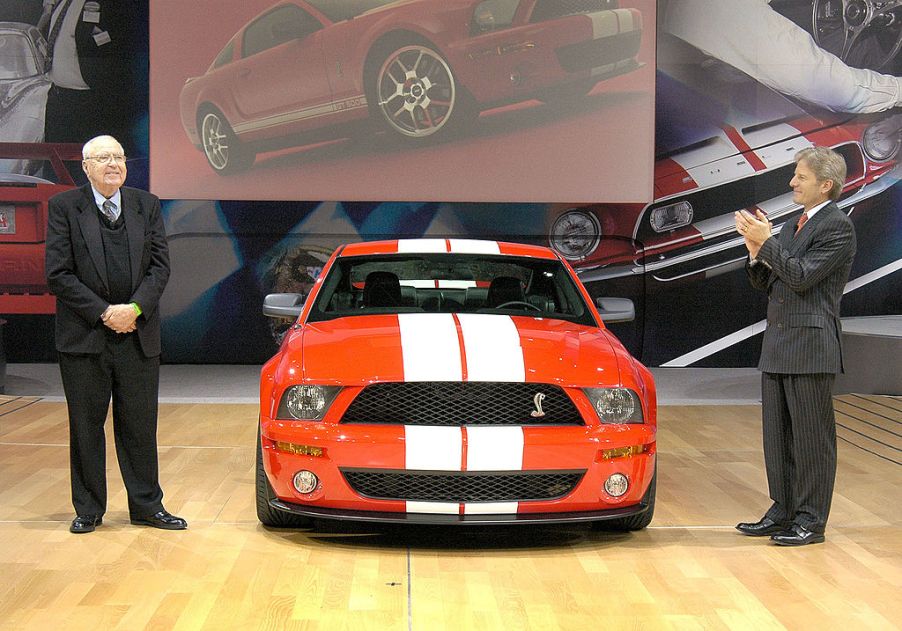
130;510;187;530
70;515;102;534
771;523;825;546
735;516;787;536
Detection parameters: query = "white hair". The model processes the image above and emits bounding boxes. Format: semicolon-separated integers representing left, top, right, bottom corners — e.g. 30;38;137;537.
82;135;123;159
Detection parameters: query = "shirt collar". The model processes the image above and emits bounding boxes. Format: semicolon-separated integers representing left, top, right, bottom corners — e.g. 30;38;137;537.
805;200;830;219
91;186;122;213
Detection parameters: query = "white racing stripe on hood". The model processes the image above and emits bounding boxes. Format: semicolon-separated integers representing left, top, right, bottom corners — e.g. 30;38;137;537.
684;154;756;187
467;426;524;471
752;135;814;169
588;8;633;38
398;313;462;381
457;314;525;382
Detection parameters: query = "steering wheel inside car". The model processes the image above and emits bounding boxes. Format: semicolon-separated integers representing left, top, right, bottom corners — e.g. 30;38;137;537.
813;0;902;72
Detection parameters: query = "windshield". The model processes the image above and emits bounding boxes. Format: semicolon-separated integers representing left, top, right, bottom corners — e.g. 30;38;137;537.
0;31;42;79
308;253;597;326
304;0;399;22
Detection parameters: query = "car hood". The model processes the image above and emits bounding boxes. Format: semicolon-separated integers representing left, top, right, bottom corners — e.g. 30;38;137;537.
290;314;622;386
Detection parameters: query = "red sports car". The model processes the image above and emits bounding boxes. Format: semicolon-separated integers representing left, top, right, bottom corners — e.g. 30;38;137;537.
0;142;82;315
258;239;656;528
179;0;643;174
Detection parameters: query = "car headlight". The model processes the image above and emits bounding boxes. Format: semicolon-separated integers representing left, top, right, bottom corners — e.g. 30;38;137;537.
277;385;341;420
550;210;601;261
862;114;902;162
649;201;693;233
584;387;644;424
471;0;520;34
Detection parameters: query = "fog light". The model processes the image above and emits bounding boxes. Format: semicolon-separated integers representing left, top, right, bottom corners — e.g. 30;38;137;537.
604;473;629;497
292;470;319;494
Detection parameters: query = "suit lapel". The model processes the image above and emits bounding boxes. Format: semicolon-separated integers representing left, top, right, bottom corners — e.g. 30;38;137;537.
122;188;145;291
75;185;109;291
788;202;834;256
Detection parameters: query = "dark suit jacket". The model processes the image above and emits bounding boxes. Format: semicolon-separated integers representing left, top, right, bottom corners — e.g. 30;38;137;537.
45;185;170;357
746;201;856;374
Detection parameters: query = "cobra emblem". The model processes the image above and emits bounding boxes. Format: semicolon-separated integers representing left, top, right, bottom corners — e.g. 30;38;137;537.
530;392;546;418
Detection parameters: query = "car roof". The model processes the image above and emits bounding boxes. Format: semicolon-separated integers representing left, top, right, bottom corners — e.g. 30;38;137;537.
338;239;560;260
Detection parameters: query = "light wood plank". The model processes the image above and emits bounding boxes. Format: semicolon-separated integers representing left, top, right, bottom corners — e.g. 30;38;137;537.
0;399;899;630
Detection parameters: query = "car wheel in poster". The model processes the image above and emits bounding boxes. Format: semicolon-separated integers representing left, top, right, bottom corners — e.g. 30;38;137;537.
372;44;474;140
199;108;255;175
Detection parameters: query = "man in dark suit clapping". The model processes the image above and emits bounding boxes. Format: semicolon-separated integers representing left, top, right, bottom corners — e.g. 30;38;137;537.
45;135;187;534
733;146;856;546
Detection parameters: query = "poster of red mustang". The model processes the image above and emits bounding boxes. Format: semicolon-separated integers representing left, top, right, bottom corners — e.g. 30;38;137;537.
149;0;656;203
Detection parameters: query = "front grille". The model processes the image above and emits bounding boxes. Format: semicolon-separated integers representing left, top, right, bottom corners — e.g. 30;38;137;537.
342;469;585;502
639;142;864;242
531;0;618;22
340;382;583;426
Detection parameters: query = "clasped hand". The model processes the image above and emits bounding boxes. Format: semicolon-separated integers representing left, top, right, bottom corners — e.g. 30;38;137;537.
103;304;138;333
734;209;772;259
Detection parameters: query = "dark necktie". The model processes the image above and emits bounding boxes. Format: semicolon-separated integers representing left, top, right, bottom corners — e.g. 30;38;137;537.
101;199;117;222
47;0;75;66
795;212;808;234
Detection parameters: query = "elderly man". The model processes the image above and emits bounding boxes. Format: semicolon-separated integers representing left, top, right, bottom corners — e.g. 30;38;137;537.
45;135;186;533
734;146;856;546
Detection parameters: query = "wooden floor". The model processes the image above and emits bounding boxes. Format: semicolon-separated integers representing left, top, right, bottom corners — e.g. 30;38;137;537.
1;395;900;630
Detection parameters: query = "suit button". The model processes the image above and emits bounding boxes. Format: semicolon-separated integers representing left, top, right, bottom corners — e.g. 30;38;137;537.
779;298;784;304
777;323;783;329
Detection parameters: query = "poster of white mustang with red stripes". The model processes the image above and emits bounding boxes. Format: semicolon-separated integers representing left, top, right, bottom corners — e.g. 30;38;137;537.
257;238;657;528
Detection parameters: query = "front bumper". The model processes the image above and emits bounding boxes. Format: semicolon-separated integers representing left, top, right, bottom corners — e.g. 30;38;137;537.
261;420;656;521
269;496;651;525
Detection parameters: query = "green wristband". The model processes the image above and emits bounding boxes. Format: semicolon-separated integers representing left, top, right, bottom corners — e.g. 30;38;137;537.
130;302;142;316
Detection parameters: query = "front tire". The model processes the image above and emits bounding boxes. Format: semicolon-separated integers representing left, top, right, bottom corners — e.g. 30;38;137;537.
371;44;475;140
256;430;313;528
199;109;255;175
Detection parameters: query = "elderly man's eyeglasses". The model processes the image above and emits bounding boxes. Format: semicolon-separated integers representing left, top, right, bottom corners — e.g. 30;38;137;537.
85;154;127;164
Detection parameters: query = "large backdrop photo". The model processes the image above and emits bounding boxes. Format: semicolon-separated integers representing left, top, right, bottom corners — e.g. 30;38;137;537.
0;0;899;369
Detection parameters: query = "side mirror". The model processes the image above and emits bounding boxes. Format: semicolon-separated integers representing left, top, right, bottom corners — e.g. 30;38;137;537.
596;297;635;323
263;293;305;319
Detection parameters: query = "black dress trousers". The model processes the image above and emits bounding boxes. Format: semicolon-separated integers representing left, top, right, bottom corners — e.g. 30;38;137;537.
60;330;163;518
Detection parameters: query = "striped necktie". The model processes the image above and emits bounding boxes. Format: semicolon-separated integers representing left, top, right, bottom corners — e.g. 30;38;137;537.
101;199;117;222
46;0;75;66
